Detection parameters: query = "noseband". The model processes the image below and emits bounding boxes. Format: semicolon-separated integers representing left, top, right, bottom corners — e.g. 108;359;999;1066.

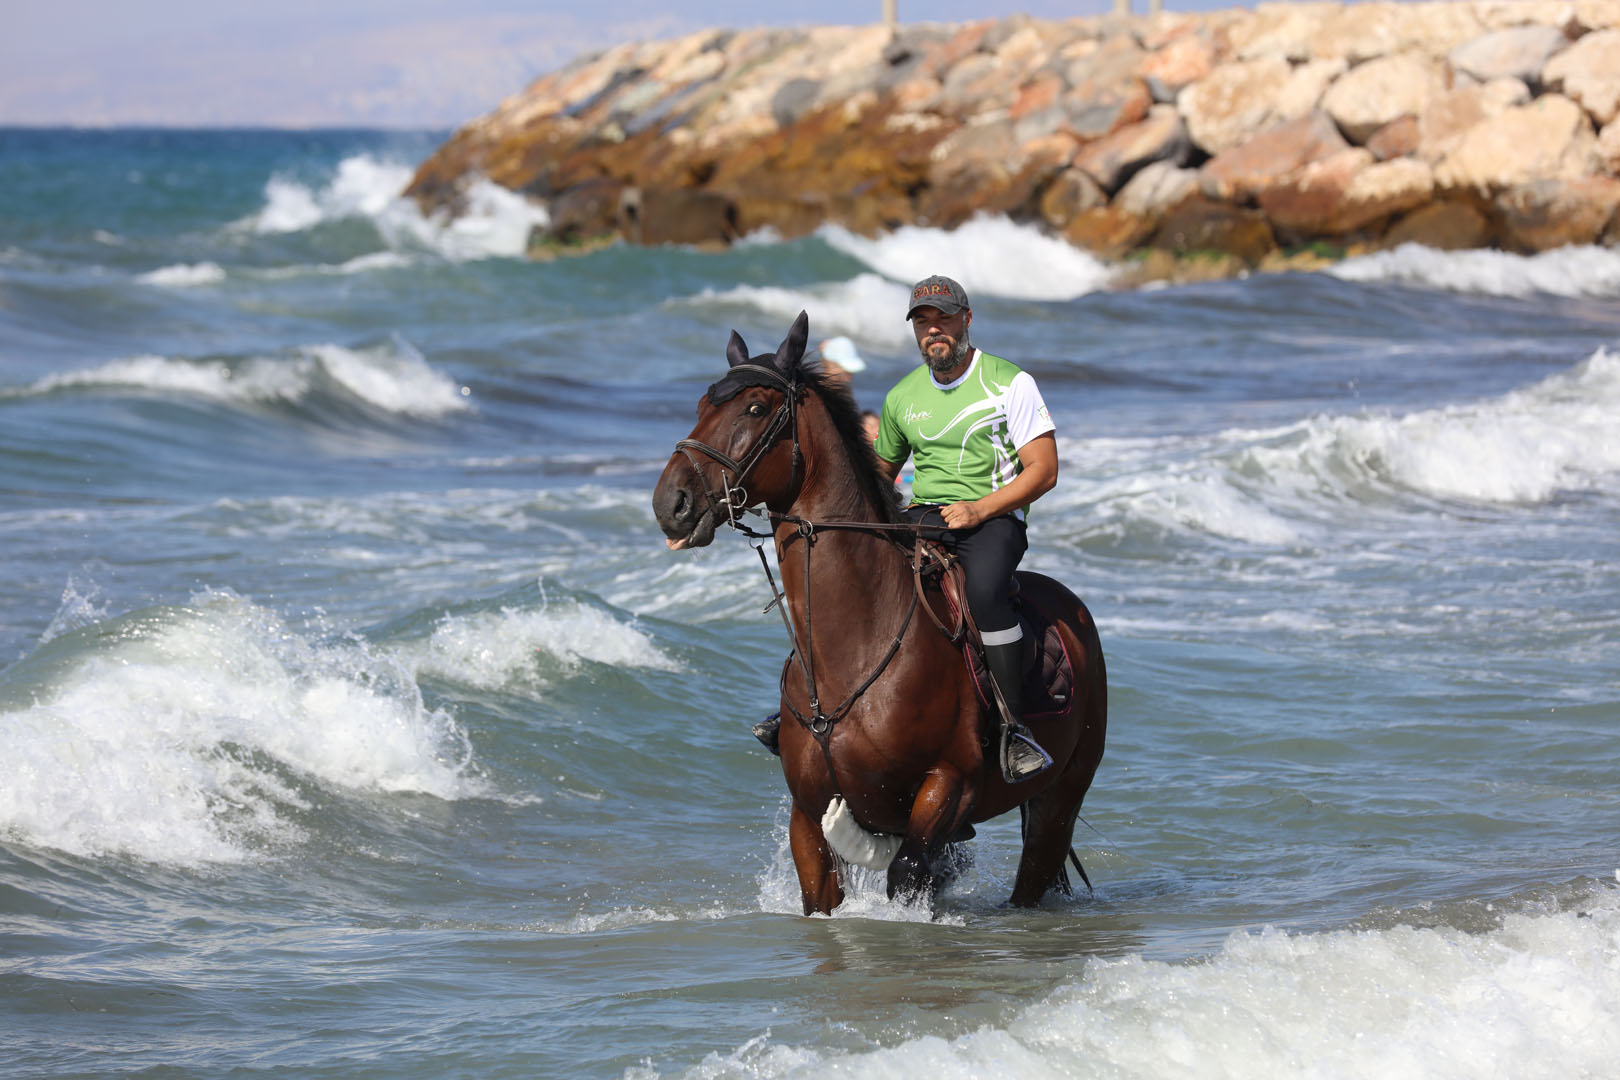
673;365;802;534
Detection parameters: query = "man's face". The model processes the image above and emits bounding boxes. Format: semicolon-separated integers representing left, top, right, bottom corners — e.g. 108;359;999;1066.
910;306;972;373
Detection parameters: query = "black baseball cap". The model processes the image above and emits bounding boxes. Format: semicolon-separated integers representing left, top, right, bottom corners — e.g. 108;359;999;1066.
905;275;970;320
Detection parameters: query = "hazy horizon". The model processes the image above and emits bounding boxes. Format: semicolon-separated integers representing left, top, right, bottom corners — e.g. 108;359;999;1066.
3;1;1239;129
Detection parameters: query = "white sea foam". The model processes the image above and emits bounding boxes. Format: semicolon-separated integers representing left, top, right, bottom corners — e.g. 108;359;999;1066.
19;342;470;418
0;590;478;865
659;883;1620;1079
243;152;548;260
307;341;471;417
1057;347;1620;545
403;602;680;691
136;261;227;287
689;272;915;347
1271;347;1620;504
821;216;1114;302
337;251;414;274
693;218;1113;352
253;155;415;233
1331;242;1620;297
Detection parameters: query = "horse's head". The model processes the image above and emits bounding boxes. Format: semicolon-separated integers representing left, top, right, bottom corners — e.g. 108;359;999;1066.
654;311;810;550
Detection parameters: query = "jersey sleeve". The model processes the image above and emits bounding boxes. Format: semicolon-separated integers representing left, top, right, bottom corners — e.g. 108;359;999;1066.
1004;370;1055;450
874;391;909;464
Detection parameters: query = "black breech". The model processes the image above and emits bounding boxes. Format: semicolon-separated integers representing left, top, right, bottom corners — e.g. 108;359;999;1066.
904;505;1028;637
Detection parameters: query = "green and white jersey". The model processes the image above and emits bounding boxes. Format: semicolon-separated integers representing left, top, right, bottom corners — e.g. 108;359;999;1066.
875;349;1054;520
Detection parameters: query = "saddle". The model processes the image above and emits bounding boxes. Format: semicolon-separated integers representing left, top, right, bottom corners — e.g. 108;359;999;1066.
920;539;1076;725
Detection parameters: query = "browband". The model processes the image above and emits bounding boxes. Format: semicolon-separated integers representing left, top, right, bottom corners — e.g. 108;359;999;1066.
707;362;798;404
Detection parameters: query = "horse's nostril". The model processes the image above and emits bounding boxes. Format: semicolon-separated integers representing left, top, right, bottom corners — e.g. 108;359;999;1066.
674;489;690;520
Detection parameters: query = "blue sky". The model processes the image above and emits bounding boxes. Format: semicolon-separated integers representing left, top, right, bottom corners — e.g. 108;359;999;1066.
1;1;1238;128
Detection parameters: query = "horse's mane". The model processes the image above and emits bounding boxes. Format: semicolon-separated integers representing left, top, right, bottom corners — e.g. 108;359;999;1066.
793;359;905;527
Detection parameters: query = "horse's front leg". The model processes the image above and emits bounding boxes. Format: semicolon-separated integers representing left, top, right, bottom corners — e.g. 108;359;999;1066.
789;802;844;915
888;766;976;903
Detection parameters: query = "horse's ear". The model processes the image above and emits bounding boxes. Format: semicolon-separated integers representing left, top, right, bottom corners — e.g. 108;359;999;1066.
773;310;809;374
726;330;750;368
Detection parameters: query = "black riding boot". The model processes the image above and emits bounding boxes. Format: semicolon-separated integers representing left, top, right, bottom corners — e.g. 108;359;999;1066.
753;712;782;756
984;640;1052;782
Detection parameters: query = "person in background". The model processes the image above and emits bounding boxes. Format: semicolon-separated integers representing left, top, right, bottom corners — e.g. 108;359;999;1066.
819;336;883;449
872;275;1059;782
816;335;866;386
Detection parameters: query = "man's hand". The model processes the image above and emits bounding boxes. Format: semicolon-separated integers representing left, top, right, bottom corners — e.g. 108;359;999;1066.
940;501;984;528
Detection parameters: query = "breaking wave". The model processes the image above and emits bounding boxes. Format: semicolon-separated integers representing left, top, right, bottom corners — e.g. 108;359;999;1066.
1060;346;1620;546
241;152;548;260
0;590;478;865
10;342;471;418
1331;243;1620;298
652;878;1620;1079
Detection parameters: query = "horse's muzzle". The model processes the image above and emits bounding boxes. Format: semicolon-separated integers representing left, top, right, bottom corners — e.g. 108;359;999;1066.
653;459;719;550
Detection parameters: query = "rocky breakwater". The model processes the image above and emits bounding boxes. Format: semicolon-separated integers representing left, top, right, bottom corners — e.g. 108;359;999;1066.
406;1;1620;275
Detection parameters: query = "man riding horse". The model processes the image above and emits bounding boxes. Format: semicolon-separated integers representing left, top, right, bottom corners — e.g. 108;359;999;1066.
757;275;1060;781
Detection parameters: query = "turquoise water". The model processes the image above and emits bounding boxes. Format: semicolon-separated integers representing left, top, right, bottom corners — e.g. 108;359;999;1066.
2;128;1619;1078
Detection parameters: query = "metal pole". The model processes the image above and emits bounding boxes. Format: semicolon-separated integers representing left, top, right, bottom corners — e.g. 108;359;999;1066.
882;0;897;26
1113;0;1131;14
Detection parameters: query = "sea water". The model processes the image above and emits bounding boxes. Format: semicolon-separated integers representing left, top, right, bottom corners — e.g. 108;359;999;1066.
2;128;1618;1079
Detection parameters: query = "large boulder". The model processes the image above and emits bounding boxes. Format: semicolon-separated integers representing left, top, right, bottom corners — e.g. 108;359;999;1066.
1151;196;1277;263
1573;0;1620;32
1141;32;1216;103
1062;81;1154;141
1434;93;1599;194
1064;205;1159;258
1321;52;1449;144
918;118;1020;227
1114;160;1202;219
541;177;624;244
1003;133;1084;221
1038;166;1108;230
1061;35;1153;140
1274;58;1350;123
1226;2;1321;62
1178;56;1294;155
1258;151;1434;234
932;53;1021;119
1541;28;1620;126
1367;115;1420;160
1201;110;1351;203
1075;104;1192;193
618;186;737;246
1416;78;1533;163
1305;2;1491;64
1447;25;1571;85
1382;199;1493;249
1496;176;1620;251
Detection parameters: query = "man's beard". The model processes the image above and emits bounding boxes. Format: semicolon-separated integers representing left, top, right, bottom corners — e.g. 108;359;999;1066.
922;334;972;373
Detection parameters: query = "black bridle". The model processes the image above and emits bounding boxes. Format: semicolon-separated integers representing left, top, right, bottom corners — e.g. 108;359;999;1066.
672;364;802;537
668;365;961;763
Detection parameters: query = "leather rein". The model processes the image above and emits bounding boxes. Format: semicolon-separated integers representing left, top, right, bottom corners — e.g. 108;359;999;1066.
671;366;967;749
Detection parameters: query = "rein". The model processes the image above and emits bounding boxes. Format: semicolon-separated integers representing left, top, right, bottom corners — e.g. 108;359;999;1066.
673;365;801;534
673;367;969;763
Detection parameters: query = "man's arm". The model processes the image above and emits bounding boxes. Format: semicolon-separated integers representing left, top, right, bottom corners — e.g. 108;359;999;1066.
874;453;905;483
938;432;1057;528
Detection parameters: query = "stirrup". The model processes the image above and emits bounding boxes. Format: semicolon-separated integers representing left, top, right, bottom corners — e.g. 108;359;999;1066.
753;712;782;756
1002;727;1052;783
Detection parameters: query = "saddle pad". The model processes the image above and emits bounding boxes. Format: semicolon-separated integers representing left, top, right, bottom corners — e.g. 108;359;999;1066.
964;600;1075;723
921;540;1074;724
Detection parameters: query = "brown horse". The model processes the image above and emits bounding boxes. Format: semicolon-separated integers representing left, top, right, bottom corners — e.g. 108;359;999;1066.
653;311;1106;914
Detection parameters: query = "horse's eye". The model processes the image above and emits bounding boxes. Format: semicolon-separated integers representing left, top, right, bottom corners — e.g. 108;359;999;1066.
746;402;767;417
